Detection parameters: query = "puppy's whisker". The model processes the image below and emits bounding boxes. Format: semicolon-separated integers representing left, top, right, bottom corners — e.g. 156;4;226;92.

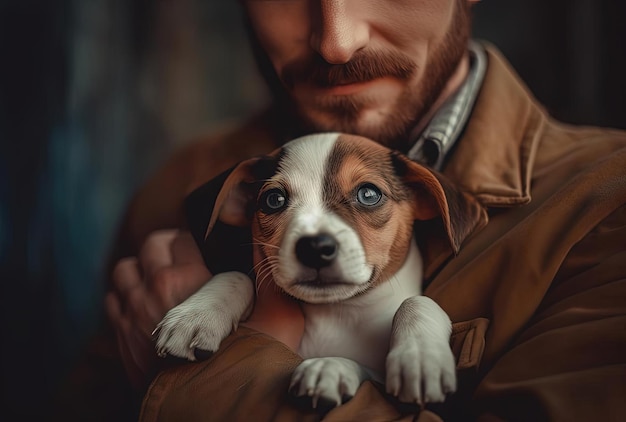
254;270;273;292
249;242;281;250
257;268;278;294
255;261;280;283
252;255;279;273
255;258;277;277
254;259;280;294
255;270;270;293
250;237;281;250
256;274;270;293
255;262;277;286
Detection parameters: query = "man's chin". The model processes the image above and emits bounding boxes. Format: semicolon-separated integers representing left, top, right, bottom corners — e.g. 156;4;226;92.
289;84;417;146
296;105;412;147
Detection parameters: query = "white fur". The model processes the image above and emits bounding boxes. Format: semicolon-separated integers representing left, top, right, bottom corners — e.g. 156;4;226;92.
153;133;456;409
154;271;254;361
386;295;456;404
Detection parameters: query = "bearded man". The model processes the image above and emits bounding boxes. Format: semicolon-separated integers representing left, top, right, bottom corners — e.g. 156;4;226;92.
63;1;626;421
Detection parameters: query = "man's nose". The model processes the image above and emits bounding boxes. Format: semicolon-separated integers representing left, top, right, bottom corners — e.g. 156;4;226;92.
309;0;369;64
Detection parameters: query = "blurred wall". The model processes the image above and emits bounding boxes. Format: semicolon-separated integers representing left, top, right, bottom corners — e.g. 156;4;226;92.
472;0;626;129
1;0;624;419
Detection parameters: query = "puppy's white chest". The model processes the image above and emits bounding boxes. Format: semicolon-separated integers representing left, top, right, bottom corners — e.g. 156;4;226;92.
298;304;397;374
297;239;423;374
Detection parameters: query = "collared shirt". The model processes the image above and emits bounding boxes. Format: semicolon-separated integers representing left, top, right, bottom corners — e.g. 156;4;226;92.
407;41;487;170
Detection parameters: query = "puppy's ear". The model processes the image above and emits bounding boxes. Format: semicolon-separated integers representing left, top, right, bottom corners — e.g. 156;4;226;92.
184;152;280;274
392;153;487;254
205;155;277;238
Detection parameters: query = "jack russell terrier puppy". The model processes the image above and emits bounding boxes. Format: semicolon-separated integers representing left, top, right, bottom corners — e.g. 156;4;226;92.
154;133;485;409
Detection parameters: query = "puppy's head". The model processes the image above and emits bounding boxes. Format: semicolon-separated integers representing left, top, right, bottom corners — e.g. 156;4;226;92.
199;133;485;304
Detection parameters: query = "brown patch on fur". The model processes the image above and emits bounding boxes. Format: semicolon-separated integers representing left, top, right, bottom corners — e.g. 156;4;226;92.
254;180;292;272
325;135;417;288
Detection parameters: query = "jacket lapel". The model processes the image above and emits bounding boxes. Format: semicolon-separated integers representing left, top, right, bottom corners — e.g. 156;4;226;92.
443;44;546;208
421;44;548;280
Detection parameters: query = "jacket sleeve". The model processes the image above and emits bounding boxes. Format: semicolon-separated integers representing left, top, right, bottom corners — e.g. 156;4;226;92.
473;205;626;421
138;321;488;422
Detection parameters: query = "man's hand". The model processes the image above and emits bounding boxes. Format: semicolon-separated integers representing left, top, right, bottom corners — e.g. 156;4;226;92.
105;230;211;388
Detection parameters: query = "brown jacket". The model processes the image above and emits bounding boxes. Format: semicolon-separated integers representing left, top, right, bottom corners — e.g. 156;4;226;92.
98;45;626;421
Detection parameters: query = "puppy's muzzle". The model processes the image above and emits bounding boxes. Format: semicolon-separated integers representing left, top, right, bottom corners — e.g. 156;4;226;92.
295;233;338;269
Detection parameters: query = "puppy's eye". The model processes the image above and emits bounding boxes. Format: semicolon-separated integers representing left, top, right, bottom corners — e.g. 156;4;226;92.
259;188;287;214
357;183;383;206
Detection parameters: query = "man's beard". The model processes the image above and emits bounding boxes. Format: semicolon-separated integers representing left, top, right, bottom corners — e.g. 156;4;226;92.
244;2;471;151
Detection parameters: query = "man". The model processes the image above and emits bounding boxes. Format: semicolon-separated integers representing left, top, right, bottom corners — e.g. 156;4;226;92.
74;0;625;420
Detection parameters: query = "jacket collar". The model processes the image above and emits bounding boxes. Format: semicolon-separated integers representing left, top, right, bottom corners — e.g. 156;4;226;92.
442;43;547;208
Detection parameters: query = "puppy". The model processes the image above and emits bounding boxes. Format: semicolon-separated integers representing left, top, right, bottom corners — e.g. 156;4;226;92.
154;133;485;409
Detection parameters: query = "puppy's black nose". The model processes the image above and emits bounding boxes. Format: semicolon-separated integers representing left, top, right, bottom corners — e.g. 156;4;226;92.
295;234;338;268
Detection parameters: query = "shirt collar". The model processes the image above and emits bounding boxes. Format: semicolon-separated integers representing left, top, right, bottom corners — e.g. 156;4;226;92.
407;41;487;170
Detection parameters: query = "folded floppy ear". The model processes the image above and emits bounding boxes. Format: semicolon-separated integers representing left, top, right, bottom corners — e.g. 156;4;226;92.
184;153;280;274
392;153;487;254
205;157;266;238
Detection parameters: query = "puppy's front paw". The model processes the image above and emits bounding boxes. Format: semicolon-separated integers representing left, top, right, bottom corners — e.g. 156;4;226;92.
154;300;236;361
289;357;366;411
385;339;456;405
153;272;253;361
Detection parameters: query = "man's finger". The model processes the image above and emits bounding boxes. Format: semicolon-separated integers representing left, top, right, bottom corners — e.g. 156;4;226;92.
139;229;179;278
111;257;142;294
149;263;211;309
171;230;205;265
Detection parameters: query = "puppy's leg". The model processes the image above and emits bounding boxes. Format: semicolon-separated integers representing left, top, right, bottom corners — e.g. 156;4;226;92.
154;271;254;361
386;296;456;405
289;357;371;411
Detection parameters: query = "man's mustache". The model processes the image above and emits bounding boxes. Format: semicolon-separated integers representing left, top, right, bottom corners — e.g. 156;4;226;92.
282;51;417;89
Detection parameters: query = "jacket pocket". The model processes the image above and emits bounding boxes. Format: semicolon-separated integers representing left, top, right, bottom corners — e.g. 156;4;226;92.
450;317;489;371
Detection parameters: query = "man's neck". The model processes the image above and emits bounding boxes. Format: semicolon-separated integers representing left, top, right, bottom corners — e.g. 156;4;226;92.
411;53;471;138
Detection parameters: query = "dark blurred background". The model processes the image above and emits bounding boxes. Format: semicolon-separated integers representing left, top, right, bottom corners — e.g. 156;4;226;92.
1;0;624;419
